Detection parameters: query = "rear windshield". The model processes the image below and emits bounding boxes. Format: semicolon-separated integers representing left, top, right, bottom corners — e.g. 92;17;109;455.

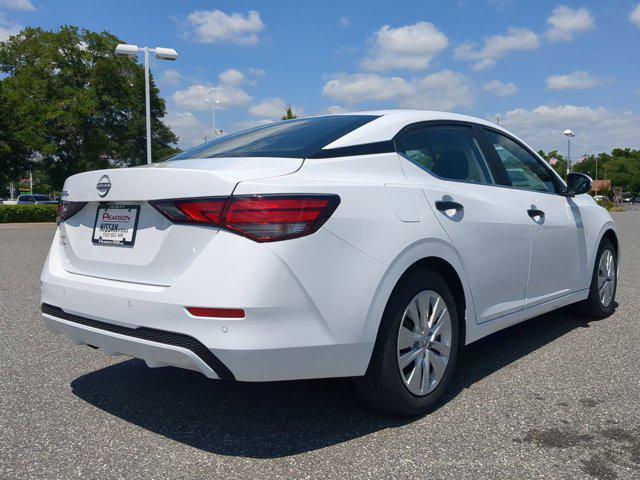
169;115;378;160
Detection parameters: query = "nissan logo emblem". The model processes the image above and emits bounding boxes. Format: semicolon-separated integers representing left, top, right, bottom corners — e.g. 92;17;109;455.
96;175;112;197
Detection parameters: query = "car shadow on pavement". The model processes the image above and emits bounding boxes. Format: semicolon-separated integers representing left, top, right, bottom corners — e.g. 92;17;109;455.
71;306;612;458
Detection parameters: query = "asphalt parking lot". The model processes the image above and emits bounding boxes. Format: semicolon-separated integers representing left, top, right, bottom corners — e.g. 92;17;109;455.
1;214;639;480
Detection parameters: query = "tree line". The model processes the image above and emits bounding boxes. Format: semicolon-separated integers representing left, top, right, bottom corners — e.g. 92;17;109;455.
539;148;640;196
0;26;178;196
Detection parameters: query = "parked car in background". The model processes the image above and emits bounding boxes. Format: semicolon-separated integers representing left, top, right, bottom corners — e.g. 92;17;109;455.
594;195;607;202
42;110;619;416
16;194;55;205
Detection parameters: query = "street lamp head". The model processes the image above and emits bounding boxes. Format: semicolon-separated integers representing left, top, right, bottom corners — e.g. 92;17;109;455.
563;129;575;138
114;43;139;58
155;47;178;61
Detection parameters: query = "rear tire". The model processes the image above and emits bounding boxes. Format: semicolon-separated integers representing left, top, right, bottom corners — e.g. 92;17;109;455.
354;269;459;417
579;238;617;319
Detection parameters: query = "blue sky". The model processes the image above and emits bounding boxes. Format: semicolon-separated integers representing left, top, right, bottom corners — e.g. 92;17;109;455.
2;0;640;154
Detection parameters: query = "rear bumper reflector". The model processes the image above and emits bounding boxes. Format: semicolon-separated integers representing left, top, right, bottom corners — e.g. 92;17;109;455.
186;307;245;318
41;303;235;380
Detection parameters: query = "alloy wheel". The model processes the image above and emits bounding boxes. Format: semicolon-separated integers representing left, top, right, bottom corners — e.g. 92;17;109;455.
397;290;452;396
597;249;616;308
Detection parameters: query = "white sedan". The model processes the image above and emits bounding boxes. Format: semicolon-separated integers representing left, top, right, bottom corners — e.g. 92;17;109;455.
42;110;618;416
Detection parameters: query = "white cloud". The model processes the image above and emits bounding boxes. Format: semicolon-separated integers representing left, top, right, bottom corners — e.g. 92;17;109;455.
249;97;302;119
325;105;348;114
483;79;518;96
323;73;413;103
161;69;182;86
339;16;351;27
630;4;640;28
0;0;34;11
546;5;594;42
234;118;275;130
323;70;474;111
454;27;539;71
406;71;474;110
0;13;21;41
247;67;266;77
495;105;640;154
164;111;206;147
185;9;264;45
360;22;448;71
249;98;287;118
546;71;604;90
172;83;251;110
218;68;244;85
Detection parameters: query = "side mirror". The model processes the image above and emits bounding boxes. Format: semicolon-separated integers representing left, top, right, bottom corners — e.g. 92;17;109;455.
565;172;592;197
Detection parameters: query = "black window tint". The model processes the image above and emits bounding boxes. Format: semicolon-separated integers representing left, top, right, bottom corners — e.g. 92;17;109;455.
169;115;378;160
421;126;493;183
395;129;434;171
483;129;557;193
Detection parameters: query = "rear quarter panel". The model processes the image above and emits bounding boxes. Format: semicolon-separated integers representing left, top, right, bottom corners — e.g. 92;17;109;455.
234;153;478;350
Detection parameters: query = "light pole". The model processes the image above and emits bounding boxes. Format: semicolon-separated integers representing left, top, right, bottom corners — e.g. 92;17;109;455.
205;98;220;138
563;129;575;178
115;44;178;164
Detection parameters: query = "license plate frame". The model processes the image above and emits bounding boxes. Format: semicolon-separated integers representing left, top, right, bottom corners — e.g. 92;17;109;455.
92;204;140;246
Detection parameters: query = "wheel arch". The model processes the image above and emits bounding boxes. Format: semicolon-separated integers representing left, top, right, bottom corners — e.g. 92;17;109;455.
360;239;476;355
595;223;619;276
399;258;466;349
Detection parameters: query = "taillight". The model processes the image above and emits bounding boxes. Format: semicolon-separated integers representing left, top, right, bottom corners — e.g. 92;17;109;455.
150;198;227;225
57;201;87;224
149;194;340;242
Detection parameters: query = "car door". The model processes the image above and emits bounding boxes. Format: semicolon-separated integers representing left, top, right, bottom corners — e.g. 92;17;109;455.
396;123;531;323
481;128;589;307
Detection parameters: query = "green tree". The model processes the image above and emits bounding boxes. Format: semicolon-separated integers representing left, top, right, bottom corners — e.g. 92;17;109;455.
537;149;567;178
281;104;297;120
0;26;178;191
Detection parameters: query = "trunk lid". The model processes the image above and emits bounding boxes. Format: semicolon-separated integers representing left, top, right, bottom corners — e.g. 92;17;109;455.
59;157;302;285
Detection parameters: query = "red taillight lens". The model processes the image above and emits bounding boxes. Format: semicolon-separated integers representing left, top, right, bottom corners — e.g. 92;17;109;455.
57;201;87;224
223;195;340;242
149;194;340;242
150;197;227;225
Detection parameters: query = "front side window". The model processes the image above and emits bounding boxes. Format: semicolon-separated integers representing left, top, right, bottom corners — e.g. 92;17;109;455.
483;129;558;193
169;115;378;160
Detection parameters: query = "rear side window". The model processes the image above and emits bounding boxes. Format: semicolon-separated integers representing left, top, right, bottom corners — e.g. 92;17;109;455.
483;129;558;193
398;125;493;184
395;128;434;171
169;115;378;160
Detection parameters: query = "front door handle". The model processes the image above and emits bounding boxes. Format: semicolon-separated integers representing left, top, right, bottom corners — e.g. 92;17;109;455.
527;208;545;218
435;200;464;212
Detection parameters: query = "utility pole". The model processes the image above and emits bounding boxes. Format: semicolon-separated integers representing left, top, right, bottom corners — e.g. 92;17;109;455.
29;171;33;195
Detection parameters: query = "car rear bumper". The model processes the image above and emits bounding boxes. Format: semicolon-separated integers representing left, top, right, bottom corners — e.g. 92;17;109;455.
41;227;382;381
41;303;372;381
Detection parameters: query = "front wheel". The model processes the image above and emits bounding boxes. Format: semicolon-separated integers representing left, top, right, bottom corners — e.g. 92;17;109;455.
354;270;460;417
579;238;617;318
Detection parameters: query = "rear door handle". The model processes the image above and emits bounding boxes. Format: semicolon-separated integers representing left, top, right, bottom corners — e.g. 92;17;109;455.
435;200;464;212
527;208;545;218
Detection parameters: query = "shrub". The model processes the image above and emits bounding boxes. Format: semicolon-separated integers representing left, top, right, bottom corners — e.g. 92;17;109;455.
595;198;624;212
0;205;58;223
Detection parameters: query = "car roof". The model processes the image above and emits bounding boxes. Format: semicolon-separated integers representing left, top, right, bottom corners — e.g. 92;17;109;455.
320;109;526;151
